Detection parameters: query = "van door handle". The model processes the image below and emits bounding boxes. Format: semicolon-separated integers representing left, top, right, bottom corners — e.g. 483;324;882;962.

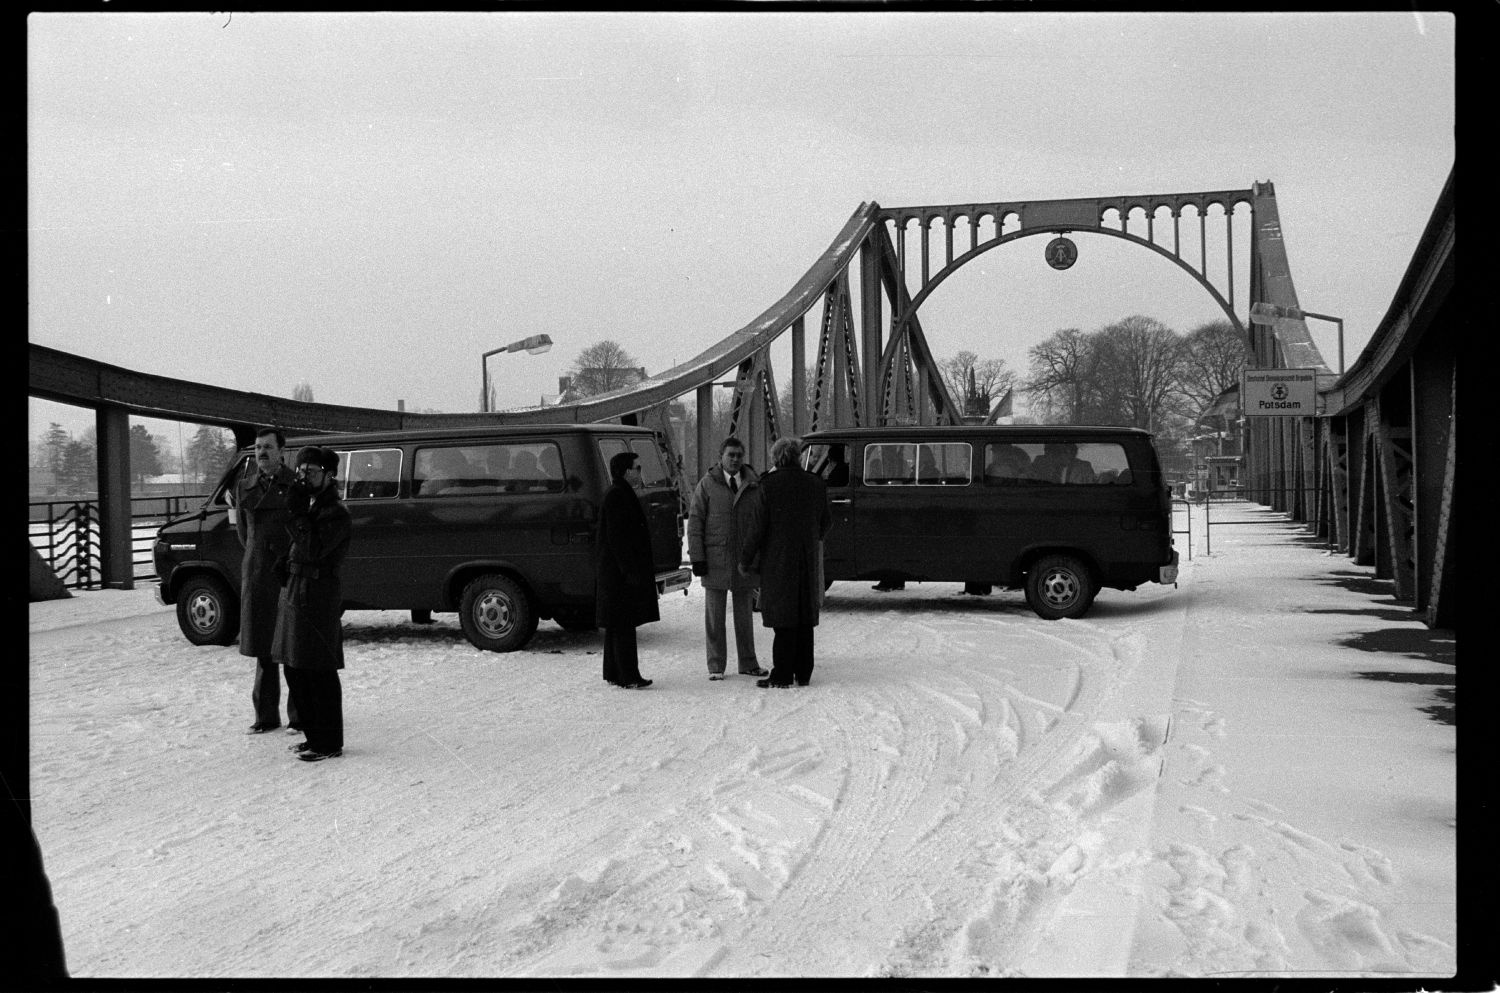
831;498;852;506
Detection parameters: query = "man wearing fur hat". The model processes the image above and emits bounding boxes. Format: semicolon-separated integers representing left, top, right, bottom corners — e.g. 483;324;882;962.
234;427;301;735
273;446;353;762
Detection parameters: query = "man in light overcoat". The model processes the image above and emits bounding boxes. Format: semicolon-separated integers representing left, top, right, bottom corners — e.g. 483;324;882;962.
688;437;767;680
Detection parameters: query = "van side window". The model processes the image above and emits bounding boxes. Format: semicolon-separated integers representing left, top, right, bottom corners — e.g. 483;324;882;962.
915;443;971;485
861;443;914;485
502;443;567;493
415;442;566;497
1076;442;1133;485
597;438;670;488
983;443;1034;484
985;441;1131;486
862;443;969;486
337;448;403;500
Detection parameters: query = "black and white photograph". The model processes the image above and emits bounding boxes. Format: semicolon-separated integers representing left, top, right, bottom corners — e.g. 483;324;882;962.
26;10;1466;982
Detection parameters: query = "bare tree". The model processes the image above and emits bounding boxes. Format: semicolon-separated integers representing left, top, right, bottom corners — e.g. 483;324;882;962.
1179;320;1247;424
1022;327;1099;424
566;340;644;398
938;350;1016;418
1090;315;1189;430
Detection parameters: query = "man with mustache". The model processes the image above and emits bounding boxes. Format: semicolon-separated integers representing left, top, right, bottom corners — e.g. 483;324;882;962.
234;427;301;734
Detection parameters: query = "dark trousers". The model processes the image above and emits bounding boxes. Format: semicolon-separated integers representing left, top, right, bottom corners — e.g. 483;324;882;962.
602;624;642;685
284;668;342;753
770;626;815;686
253;655;300;727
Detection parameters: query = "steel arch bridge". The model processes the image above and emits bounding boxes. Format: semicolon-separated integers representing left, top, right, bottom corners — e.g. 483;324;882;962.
32;180;1341;590
476;181;1331;470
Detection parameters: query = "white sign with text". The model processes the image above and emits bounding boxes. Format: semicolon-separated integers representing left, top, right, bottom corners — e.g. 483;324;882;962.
1242;368;1317;416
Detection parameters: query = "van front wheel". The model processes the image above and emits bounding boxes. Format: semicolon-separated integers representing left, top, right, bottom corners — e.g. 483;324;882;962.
1024;555;1096;620
459;574;538;652
176;573;240;646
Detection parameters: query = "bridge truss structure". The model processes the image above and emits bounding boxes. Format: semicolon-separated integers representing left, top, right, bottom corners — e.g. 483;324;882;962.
30;176;1454;628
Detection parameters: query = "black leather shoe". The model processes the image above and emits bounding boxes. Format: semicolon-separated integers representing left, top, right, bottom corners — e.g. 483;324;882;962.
740;667;769;677
287;725;304;734
289;741;313;753
624;679;653;689
756;678;792;688
298;749;342;762
795;680;810;687
247;723;281;734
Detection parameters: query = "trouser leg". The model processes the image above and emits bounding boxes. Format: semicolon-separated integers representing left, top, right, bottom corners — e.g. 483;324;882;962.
318;671;343;753
284;667;314;745
614;625;641;683
795;625;815;685
604;625;641;684
769;628;796;685
703;587;728;674
730;589;760;672
252;655;281;725
602;627;619;684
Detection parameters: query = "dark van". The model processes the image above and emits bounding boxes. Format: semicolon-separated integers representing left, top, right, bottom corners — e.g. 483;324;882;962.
801;425;1178;619
154;424;692;651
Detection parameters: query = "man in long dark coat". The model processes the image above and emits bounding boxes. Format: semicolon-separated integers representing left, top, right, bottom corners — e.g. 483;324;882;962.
595;451;658;689
272;446;352;762
739;436;831;688
234;427;300;734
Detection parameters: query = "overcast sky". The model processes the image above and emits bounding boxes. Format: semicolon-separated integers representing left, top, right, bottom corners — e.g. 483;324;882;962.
28;11;1454;444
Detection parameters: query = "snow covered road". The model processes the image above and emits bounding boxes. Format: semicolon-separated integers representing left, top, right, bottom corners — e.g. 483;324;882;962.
28;509;1457;979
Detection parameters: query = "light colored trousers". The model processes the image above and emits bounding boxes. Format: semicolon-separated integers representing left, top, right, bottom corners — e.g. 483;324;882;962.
704;586;759;673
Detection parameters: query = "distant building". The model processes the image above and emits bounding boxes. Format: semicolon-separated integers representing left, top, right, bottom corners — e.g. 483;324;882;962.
556;368;649;404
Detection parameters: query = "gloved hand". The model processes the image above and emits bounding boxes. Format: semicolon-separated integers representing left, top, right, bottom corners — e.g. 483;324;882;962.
691;561;708;577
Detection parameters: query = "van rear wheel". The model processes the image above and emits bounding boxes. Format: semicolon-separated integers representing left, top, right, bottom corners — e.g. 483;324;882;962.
1024;554;1096;620
459;574;537;652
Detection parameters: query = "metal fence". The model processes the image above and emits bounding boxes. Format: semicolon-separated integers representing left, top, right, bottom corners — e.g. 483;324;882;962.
1194;487;1328;556
29;495;208;590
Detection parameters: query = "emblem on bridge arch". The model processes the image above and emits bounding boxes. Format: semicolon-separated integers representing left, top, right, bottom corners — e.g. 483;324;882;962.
1045;236;1078;270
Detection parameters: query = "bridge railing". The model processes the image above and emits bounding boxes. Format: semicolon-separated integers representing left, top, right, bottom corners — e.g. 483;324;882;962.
29;494;209;590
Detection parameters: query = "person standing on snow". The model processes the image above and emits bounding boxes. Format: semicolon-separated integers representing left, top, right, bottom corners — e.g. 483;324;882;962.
233;427;302;736
595;451;658;689
273;446;352;762
739;436;831;688
687;436;767;681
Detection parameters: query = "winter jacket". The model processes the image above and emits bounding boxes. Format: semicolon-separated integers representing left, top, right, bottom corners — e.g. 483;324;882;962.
687;466;761;591
271;482;351;671
233;462;296;658
739;465;831;628
594;480;661;629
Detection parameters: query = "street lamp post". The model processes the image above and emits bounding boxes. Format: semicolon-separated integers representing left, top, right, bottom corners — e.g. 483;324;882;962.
480;334;553;412
1248;303;1345;374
